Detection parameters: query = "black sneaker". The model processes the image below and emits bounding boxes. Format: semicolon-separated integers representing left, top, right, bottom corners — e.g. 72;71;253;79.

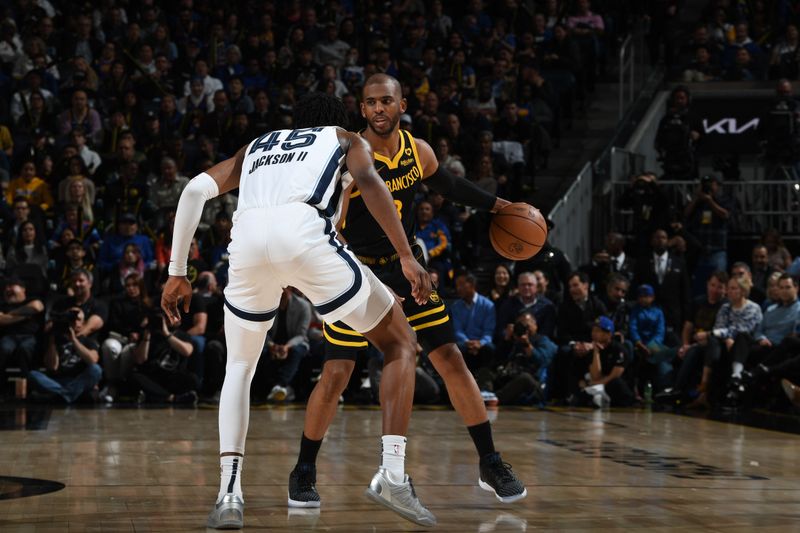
288;463;321;508
478;453;527;503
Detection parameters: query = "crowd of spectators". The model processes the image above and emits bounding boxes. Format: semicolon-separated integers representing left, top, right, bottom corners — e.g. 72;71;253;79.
0;0;633;406
3;1;797;414
673;0;800;83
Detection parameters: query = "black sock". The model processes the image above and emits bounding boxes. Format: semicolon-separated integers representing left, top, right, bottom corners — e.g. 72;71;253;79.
467;421;496;461
298;433;323;466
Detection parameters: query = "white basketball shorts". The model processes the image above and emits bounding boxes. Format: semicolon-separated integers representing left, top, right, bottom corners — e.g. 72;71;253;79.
223;204;393;333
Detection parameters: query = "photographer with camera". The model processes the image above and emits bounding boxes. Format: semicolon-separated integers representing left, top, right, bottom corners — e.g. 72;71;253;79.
573;317;634;408
684;174;733;296
129;308;199;405
28;307;102;403
617;173;672;256
50;268;107;340
475;312;556;406
654;87;700;180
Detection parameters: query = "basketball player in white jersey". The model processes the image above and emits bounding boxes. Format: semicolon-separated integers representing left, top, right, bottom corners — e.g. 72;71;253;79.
162;93;436;529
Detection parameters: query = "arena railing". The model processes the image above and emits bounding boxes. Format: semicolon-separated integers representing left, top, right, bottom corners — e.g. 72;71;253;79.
547;162;594;265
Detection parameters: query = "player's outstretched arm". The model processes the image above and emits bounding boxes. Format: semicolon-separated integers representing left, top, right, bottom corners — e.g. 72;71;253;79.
162;145;246;325
341;131;431;304
415;138;510;213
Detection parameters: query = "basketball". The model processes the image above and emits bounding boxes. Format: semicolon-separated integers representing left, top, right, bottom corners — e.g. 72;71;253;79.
489;203;548;260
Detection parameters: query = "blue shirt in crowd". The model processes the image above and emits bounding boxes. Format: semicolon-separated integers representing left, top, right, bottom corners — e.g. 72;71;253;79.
755;299;800;345
629;304;666;345
451;291;496;347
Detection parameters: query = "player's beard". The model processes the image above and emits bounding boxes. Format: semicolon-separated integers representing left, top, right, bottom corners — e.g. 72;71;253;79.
367;114;399;137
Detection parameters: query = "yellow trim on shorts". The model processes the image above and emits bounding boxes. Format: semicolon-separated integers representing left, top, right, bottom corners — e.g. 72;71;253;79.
326;321;361;336
412;315;450;331
406;304;446;323
324;328;369;347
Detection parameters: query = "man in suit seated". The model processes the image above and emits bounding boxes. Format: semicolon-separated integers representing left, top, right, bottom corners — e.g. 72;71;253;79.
634;229;690;346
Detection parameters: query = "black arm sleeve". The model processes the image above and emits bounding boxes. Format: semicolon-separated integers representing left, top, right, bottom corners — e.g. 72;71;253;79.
423;165;497;210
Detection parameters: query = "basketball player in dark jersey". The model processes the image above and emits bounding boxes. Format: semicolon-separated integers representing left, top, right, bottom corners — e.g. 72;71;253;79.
287;74;527;513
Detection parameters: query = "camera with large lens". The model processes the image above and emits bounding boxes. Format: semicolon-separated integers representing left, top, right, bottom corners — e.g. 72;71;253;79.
51;309;80;335
513;321;528;337
147;309;165;332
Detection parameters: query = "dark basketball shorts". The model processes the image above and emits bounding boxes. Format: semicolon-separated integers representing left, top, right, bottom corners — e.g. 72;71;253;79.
323;247;455;361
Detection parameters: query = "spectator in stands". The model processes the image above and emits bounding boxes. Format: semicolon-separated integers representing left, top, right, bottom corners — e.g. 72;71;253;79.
57;89;102;145
5;221;48;277
415;199;451;282
130;311;199;405
761;228;792;272
0;277;44;378
28;306;102;404
731;262;765;306
254;288;311;403
100;272;152;403
97;212;155;277
722;22;763;71
599;272;632;340
751;244;776;296
723;47;760;81
629;284;672;392
582;231;635;292
577;316;635;407
435;137;466;178
659;271;729;405
634;229;690;344
496;272;557;342
769;24;800;80
566;0;604;93
50;238;93;294
7;160;53;213
685;175;733;294
550;271;607;401
487;263;517;309
682;45;720;82
710;276;763;406
452;271;496;374
148;157;189;225
727;274;800;407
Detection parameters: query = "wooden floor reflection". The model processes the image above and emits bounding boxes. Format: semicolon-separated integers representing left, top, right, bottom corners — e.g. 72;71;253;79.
1;405;798;531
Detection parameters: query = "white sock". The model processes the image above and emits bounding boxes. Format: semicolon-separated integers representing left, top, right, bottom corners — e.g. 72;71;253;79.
732;362;744;379
381;435;407;483
218;455;244;502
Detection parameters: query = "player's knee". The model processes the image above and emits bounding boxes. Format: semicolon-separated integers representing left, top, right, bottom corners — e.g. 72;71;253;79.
320;361;353;395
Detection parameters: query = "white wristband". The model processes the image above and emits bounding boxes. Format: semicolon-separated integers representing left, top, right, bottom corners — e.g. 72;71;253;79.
168;172;219;277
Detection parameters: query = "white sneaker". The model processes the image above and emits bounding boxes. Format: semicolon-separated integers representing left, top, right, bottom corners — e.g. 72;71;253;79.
207;494;244;529
268;385;288;402
364;467;437;527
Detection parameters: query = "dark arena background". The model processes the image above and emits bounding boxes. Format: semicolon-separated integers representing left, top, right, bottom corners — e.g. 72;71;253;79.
2;0;800;531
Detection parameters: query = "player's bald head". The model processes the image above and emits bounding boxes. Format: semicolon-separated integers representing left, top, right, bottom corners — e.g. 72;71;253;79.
363;74;402;98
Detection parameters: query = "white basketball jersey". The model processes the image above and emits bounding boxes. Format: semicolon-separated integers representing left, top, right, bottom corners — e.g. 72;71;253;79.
237;126;353;218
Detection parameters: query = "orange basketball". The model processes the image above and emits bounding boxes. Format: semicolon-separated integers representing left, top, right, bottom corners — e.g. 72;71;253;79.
489;203;548;260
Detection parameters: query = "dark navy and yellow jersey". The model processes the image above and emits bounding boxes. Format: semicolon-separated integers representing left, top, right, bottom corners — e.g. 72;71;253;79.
323;244;455;360
340;129;423;257
324;130;456;360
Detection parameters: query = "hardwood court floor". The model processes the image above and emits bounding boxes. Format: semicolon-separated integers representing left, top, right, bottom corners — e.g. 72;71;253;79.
1;405;799;532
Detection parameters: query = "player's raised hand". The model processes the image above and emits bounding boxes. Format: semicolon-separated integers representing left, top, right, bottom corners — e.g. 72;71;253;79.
161;276;192;326
400;257;432;305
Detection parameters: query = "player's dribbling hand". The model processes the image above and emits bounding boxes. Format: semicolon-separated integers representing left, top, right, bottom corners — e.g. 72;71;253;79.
401;257;432;305
161;276;192;326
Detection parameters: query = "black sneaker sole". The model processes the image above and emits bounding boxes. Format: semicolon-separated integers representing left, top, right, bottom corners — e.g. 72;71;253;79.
287;493;321;508
478;478;528;503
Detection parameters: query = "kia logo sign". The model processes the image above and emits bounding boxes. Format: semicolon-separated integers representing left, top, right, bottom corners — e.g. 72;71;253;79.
702;117;760;134
692;95;772;154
